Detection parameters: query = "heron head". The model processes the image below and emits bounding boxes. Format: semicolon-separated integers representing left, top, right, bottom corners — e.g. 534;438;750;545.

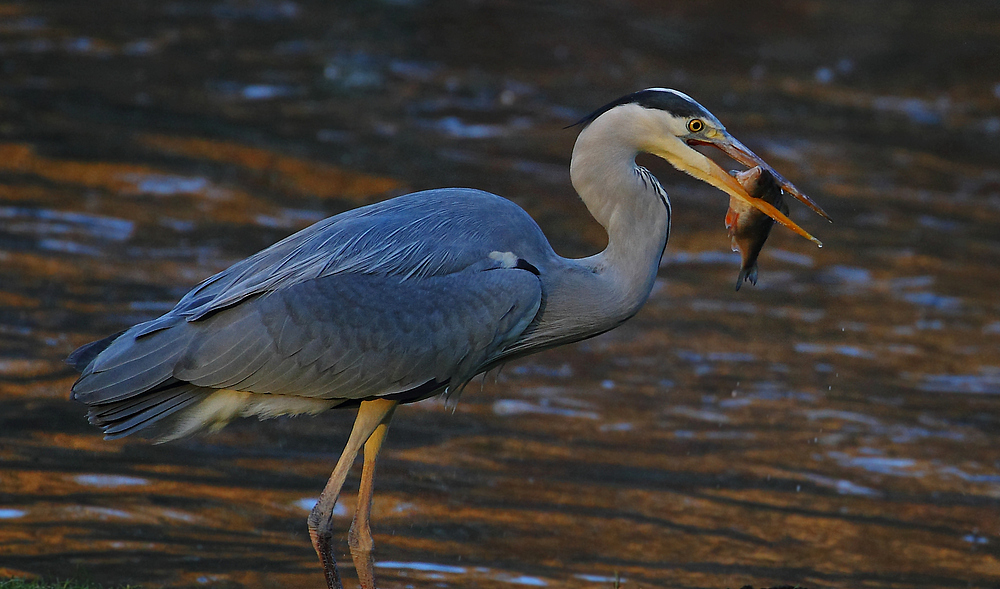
578;88;831;245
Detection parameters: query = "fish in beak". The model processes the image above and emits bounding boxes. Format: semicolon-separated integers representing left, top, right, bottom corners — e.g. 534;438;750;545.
686;131;831;246
726;166;786;290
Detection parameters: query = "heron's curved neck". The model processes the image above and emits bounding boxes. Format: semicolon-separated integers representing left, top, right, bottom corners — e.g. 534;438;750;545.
564;107;671;324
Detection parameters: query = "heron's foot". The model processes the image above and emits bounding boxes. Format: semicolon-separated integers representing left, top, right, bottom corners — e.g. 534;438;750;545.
348;520;378;589
310;527;345;589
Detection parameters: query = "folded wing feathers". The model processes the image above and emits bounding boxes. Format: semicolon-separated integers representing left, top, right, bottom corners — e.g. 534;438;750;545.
174;315;269;386
71;326;193;403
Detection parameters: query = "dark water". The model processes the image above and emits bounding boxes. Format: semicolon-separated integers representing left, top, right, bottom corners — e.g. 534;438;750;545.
2;1;1000;588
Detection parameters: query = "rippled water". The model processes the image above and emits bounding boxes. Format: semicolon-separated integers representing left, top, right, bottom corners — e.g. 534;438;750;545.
1;1;999;588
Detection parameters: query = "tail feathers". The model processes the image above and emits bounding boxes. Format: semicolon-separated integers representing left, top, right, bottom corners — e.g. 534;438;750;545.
734;264;759;291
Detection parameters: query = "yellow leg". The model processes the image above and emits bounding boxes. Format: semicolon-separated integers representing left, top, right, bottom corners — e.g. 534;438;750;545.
308;399;397;589
348;404;396;589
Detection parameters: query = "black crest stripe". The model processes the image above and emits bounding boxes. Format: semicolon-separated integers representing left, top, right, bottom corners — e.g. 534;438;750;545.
568;89;710;129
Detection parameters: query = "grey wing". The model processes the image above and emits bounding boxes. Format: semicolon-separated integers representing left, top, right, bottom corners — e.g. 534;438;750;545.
73;269;540;401
69;188;550;439
178;269;541;400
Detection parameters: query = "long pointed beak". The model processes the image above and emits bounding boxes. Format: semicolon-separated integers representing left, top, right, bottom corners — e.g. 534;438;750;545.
679;134;824;246
705;133;832;222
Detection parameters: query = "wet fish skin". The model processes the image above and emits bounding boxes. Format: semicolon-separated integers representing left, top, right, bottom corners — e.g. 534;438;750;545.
726;166;788;291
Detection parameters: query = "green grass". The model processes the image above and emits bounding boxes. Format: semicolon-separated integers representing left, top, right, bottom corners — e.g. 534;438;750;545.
0;580;138;589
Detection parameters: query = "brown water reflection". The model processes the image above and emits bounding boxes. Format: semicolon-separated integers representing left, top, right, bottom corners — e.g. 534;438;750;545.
2;1;1000;588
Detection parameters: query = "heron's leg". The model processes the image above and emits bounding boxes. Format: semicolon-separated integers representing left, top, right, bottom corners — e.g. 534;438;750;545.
308;399;397;589
348;402;396;589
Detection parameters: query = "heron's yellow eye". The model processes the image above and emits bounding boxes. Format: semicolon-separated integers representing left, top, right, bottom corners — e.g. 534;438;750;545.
687;118;704;133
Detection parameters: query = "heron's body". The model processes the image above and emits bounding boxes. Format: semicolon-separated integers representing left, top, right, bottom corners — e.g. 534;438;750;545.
69;89;825;589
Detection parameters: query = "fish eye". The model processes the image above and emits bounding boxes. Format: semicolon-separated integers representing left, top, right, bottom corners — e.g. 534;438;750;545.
687;118;704;133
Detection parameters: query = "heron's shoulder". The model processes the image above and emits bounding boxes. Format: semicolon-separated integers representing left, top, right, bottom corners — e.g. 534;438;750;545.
344;187;552;258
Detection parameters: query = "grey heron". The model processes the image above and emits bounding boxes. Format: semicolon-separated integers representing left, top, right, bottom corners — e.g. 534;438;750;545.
68;88;828;589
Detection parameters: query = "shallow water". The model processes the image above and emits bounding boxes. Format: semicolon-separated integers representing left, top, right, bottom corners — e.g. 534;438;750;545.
1;1;999;588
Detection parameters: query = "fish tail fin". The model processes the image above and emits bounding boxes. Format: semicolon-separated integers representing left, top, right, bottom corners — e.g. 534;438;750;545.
735;264;759;291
